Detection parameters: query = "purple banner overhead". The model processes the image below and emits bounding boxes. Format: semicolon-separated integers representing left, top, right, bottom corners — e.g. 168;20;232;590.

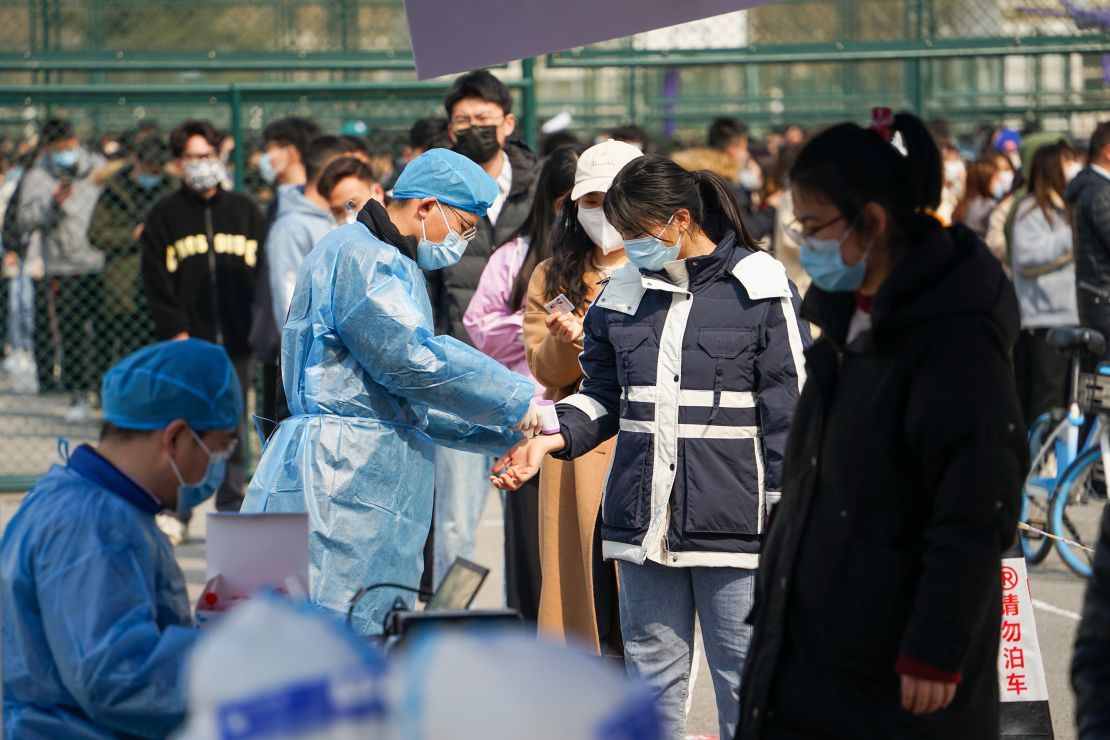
403;0;781;80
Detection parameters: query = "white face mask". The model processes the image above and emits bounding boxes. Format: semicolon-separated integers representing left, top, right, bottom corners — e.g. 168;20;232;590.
739;167;763;193
1065;162;1083;183
994;170;1015;199
183;158;225;192
943;160;966;201
577;206;624;255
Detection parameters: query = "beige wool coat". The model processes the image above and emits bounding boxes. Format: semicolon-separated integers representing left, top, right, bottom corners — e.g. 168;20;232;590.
523;258;616;653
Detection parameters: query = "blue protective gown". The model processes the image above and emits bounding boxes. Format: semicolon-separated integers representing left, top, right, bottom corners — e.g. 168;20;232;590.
2;445;196;739
242;222;532;634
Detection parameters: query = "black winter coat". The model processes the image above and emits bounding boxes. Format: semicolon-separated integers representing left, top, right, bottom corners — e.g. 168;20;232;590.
739;223;1025;739
1066;167;1110;335
1073;505;1110;738
425;140;537;346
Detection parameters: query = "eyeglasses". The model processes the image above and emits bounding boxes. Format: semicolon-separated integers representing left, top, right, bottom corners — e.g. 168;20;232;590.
191;428;238;461
783;214;848;247
445;204;479;241
450;113;505;130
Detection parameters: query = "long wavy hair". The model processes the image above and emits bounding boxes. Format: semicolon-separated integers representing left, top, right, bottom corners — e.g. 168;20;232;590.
1022;142;1075;225
508;145;582;311
543;195;600;311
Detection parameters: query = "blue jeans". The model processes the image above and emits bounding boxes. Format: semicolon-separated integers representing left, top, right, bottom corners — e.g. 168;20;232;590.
432;445;493;588
7;268;33;354
616;560;755;740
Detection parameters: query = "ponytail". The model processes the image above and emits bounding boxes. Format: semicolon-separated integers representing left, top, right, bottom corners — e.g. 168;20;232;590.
690;169;758;249
891;112;942;214
604;155;761;252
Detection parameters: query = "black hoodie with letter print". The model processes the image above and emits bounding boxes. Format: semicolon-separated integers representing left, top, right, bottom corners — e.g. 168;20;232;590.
140;185;268;357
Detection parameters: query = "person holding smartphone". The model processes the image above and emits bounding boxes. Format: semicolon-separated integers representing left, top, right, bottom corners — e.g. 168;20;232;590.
499;154;808;739
519;140;641;655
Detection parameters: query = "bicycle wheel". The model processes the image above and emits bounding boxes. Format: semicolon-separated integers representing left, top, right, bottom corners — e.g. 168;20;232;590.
1051;445;1108;577
1022;413;1060;563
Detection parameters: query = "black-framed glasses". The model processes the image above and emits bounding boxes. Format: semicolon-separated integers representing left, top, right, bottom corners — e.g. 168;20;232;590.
783;213;850;247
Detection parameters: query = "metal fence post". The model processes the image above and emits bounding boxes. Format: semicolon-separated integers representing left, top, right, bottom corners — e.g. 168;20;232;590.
627;67;638;124
908;0;928;117
230;84;245;192
521;57;538;149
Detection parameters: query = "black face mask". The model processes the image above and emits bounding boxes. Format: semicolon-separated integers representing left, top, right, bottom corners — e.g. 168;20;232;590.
453;125;501;164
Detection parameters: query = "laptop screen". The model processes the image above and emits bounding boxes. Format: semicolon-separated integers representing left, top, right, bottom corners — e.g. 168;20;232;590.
426;558;489;611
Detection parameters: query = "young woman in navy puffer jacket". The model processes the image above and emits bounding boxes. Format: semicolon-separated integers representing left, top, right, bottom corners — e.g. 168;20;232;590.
492;155;809;740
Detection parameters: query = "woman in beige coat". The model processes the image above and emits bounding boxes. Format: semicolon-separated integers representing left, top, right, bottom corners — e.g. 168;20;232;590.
523;140;642;654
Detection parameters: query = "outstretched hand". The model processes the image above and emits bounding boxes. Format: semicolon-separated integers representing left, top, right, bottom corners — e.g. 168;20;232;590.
490;434;566;491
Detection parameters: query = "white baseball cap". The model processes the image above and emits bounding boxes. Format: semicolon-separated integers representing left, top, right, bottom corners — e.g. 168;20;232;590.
571;139;644;202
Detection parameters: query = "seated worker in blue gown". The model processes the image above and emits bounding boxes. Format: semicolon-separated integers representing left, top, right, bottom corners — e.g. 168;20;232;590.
2;338;242;739
242;148;544;634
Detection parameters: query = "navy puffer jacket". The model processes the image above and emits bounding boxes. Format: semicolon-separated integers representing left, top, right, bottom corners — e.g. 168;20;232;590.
554;232;809;567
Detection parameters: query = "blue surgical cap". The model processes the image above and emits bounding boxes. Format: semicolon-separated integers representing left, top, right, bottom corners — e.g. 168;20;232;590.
391;148;499;217
102;339;243;432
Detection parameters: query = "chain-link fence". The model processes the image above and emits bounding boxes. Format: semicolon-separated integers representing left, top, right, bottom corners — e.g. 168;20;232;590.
545;0;1110;139
0;0;1108;489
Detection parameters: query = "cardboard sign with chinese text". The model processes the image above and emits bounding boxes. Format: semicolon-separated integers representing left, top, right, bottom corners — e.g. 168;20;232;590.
998;557;1049;703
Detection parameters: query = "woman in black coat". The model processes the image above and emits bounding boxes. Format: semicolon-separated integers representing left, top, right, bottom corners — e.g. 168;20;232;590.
738;111;1027;739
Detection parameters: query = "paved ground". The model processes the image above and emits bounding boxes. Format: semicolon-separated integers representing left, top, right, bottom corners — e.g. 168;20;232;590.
0;362;1089;739
169;492;1088;740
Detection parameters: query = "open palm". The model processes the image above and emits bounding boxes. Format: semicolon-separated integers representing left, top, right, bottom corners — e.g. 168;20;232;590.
489;435;564;490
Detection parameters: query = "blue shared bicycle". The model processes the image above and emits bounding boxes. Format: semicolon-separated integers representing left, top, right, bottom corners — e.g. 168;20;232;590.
1023;326;1109;577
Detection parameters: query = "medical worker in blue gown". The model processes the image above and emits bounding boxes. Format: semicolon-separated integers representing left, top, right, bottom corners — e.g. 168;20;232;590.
242;148;543;634
1;339;242;739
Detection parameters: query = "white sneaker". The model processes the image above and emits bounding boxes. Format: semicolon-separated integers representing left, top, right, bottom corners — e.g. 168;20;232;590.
8;352;38;395
63;401;91;423
156;514;189;546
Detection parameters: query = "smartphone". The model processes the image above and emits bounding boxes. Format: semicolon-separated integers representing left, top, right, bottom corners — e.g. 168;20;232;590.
544;294;575;315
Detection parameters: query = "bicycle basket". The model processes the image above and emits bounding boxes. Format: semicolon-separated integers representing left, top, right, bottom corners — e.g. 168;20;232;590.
1079;367;1110;414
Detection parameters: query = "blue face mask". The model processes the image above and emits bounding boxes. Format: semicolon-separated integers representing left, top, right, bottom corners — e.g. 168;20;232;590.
169;428;235;513
136;172;163;190
258;152;278;185
796;219;873;293
624;214;681;272
417;203;471;271
51;148;79;171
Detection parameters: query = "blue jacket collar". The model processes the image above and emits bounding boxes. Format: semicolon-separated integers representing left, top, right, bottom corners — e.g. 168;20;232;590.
67;444;165;516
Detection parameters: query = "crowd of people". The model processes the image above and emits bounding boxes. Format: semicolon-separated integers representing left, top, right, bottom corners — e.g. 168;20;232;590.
2;65;1110;740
